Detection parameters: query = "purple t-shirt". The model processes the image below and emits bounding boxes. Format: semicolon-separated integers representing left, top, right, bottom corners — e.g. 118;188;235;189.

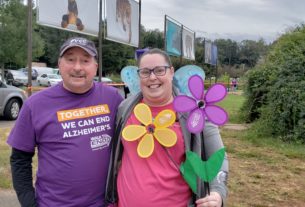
7;82;123;207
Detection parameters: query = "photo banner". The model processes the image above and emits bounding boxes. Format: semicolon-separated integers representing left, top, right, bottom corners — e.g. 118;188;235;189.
106;0;139;47
37;0;99;36
165;17;182;57
211;44;218;66
182;28;195;60
204;40;212;64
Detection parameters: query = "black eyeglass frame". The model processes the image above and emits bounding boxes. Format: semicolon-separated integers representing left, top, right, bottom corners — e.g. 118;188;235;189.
137;65;171;78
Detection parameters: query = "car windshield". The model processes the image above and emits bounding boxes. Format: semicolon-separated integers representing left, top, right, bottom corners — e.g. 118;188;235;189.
48;74;61;79
10;70;26;76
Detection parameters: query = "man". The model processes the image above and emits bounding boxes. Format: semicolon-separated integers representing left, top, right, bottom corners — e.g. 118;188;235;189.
5;70;14;85
7;37;123;207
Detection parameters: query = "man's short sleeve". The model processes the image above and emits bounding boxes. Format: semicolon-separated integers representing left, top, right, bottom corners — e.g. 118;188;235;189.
7;102;36;152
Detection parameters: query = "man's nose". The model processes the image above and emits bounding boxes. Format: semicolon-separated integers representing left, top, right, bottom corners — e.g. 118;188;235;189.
73;60;82;71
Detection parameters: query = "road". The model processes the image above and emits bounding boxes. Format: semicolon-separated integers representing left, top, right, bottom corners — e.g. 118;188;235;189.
0;118;15;129
0;190;19;207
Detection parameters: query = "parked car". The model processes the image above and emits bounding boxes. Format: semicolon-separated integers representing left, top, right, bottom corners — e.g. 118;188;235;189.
18;68;39;80
93;76;113;83
0;79;27;120
9;70;28;87
33;67;55;76
37;73;62;87
53;68;60;75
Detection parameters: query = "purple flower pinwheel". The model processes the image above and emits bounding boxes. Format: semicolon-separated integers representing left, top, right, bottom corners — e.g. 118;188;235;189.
174;75;228;133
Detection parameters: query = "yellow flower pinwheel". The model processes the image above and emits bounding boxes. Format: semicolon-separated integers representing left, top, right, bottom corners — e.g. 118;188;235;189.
122;103;177;158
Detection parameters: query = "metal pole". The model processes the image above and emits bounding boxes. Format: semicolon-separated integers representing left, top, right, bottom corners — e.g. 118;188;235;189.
138;0;141;49
164;15;167;51
98;0;103;82
180;25;183;66
27;0;32;96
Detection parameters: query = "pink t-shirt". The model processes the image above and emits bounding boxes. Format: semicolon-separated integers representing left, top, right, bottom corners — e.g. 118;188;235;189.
117;102;191;207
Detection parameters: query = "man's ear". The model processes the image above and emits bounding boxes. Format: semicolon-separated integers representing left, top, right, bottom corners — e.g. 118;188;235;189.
57;58;61;67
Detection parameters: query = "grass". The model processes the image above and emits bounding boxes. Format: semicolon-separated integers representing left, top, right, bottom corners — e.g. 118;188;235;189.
218;93;305;206
222;128;305;206
217;92;245;124
0;128;12;188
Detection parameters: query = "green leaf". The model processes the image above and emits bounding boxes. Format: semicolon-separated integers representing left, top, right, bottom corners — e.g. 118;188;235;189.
180;147;225;192
180;158;198;194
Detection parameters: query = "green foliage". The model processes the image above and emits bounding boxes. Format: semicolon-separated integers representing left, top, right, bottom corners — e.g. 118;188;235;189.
242;24;305;143
102;40;134;74
0;0;44;67
218;72;230;84
214;38;268;68
36;26;79;67
143;29;163;48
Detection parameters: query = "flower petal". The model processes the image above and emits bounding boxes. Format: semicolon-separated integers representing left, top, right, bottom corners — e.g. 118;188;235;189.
205;105;228;125
189;75;204;100
205;84;227;103
154;128;177;147
134;103;152;126
154;110;176;128
122;125;146;141
187;108;205;133
174;95;197;113
137;133;154;158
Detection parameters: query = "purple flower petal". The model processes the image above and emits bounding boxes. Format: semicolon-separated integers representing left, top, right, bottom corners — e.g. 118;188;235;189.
205;84;227;104
189;75;204;100
187;108;205;133
205;105;228;125
174;95;197;112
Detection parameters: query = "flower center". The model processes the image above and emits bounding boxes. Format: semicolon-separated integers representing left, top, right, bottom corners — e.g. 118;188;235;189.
146;124;155;134
197;100;205;109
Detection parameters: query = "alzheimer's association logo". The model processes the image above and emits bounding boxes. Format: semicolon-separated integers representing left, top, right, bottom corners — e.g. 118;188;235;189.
90;134;111;151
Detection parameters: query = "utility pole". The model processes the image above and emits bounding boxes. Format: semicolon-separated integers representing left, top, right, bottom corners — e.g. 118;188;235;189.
27;0;32;96
98;0;103;82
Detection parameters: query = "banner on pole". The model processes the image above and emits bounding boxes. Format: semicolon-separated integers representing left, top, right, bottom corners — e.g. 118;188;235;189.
182;28;195;60
165;16;182;57
204;40;212;64
106;0;139;47
37;0;99;36
211;44;218;66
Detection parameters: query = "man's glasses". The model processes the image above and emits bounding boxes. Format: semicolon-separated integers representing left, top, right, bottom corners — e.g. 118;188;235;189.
137;66;170;78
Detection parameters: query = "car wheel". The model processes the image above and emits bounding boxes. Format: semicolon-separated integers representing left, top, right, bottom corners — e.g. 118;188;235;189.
4;99;21;120
48;82;51;87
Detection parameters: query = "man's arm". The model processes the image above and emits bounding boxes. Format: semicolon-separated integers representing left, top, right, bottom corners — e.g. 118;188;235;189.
10;148;37;207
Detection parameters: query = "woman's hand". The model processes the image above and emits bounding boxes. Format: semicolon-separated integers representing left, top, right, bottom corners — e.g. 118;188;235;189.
195;191;222;207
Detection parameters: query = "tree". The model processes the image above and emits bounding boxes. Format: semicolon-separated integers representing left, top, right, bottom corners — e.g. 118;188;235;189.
0;0;44;69
36;25;82;67
242;24;305;143
142;29;164;49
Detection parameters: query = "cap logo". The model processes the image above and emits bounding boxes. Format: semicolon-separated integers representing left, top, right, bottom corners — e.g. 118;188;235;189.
70;38;87;45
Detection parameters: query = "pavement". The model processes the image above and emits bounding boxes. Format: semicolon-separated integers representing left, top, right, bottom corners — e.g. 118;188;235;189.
0;190;19;207
0;119;15;129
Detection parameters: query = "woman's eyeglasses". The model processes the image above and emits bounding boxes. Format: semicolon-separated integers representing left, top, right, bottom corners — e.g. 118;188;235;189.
137;66;170;78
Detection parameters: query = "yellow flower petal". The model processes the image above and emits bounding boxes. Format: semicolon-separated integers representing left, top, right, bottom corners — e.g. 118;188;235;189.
122;125;146;141
137;133;154;158
134;103;152;126
154;110;176;128
154;128;177;147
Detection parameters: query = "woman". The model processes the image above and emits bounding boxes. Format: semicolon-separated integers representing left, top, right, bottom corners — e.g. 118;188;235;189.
106;48;228;207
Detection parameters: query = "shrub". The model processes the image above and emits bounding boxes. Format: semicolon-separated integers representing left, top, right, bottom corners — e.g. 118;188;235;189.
242;24;305;143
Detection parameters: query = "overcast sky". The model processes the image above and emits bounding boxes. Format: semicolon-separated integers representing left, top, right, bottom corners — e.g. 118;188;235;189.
140;0;305;43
